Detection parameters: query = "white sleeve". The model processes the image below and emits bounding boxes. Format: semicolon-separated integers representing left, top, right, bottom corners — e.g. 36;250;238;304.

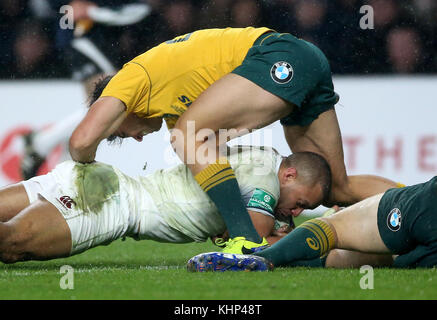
242;188;277;219
87;4;151;26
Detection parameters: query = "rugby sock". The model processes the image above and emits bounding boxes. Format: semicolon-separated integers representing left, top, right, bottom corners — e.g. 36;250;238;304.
286;257;327;268
255;219;335;267
195;158;262;243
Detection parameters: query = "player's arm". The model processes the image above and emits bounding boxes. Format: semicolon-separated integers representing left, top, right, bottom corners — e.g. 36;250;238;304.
210;211;277;245
248;210;294;245
265;231;289;245
248;210;274;239
69;96;127;163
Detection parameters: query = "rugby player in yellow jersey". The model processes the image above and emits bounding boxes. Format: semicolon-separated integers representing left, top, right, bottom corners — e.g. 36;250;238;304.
69;27;402;253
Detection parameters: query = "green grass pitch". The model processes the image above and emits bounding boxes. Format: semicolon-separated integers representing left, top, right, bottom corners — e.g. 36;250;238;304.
1;235;436;300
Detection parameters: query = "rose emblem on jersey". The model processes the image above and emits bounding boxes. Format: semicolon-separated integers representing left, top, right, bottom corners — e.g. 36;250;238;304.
387;208;402;232
270;61;293;84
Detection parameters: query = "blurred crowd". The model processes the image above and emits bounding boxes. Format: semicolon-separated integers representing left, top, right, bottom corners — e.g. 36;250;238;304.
1;0;436;79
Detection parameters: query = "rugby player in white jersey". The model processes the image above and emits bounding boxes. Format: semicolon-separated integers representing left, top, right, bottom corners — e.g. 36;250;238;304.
0;146;330;264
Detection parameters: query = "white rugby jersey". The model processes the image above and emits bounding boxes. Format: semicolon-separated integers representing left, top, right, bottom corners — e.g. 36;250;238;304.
127;146;283;243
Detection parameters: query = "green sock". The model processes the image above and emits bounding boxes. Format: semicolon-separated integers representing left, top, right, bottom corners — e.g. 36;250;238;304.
195;158;262;243
286;256;328;268
256;219;335;266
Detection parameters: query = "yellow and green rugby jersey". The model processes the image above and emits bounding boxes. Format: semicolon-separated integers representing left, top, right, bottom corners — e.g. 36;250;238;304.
101;27;271;129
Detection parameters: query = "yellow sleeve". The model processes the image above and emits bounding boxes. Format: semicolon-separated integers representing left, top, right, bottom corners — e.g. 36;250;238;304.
100;62;150;116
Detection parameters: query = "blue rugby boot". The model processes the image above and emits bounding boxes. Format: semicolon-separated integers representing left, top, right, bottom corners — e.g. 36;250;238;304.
187;252;274;272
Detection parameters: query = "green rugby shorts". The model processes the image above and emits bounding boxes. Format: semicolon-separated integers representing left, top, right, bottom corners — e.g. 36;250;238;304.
377;176;437;268
232;32;339;127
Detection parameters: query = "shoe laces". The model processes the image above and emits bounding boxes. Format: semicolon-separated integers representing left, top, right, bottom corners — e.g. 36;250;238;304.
221;237;246;250
213;237;227;248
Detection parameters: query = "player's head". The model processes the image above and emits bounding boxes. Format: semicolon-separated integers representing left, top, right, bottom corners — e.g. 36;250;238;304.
277;152;331;217
88;75;114;108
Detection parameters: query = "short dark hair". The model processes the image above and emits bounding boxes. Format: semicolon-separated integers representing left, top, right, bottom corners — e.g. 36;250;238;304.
281;152;332;203
87;75;122;144
87;75;114;108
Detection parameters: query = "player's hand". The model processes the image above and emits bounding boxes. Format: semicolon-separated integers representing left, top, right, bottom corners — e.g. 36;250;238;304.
272;224;293;238
322;205;342;217
210;231;229;247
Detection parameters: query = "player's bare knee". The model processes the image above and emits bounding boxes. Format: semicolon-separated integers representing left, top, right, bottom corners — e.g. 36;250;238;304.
0;223;34;263
0;222;11;243
0;252;21;264
170;123;202;162
0;224;18;263
170;127;187;154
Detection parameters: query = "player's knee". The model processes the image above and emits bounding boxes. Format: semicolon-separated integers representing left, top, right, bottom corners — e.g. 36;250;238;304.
170;131;183;154
171;122;204;162
170;123;186;149
0;252;21;264
0;223;33;263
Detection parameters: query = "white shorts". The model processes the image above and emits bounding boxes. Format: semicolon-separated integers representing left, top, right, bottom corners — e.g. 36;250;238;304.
22;161;132;255
21;160;197;256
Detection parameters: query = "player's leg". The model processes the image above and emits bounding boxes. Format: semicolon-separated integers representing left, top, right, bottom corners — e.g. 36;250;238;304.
271;249;394;268
325;249;394;268
383;176;437;268
254;193;390;267
173;73;292;169
0;170;68;222
21;108;88;179
283;109;399;207
322;193;389;253
188;193;391;271
1;160;133;263
0;198;72;263
172;73;293;245
188;180;437;271
332;176;437;259
0;183;31;222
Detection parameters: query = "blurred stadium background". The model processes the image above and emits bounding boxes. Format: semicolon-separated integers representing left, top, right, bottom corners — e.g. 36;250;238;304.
0;0;436;212
2;0;437;77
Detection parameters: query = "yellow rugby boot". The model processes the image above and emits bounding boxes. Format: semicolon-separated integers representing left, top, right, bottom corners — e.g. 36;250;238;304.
221;237;269;254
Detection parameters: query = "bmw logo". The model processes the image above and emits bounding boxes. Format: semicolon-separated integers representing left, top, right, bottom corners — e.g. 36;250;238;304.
271;61;293;84
387;208;402;232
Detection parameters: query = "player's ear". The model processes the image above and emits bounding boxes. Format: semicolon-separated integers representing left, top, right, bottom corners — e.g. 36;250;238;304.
284;167;298;181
